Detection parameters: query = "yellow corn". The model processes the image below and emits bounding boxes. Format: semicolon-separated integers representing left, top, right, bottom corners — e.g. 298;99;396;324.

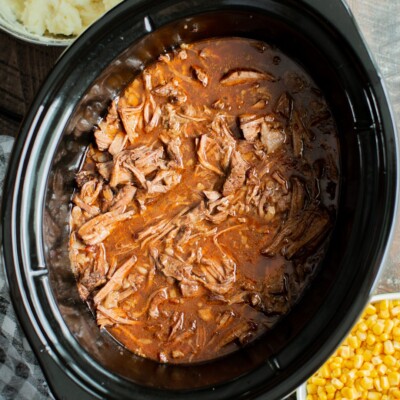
387;371;400;386
383;355;396;367
380;376;390;391
305;298;400;400
391;306;400;316
372;322;385;336
367;392;381;400
354;354;364;368
373;342;383;355
384;320;394;334
366;334;376;346
383;340;394;354
366;304;377;314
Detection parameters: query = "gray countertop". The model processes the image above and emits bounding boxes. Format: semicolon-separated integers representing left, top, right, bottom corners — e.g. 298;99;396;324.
347;0;400;295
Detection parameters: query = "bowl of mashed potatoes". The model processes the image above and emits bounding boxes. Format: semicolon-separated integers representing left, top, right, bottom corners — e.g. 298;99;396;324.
0;0;122;45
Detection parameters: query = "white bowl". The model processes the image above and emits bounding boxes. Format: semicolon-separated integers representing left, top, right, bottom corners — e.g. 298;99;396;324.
296;292;400;400
0;5;76;46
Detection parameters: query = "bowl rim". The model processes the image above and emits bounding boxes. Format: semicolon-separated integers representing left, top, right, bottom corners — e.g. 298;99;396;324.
296;292;400;400
0;6;76;46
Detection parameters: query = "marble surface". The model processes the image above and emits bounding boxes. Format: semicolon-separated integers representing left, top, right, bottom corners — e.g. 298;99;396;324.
347;0;400;295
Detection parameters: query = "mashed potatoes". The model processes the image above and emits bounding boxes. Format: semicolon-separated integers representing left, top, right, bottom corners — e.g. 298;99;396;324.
0;0;122;36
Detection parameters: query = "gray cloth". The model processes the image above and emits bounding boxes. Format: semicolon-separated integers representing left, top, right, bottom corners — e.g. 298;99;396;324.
0;136;52;399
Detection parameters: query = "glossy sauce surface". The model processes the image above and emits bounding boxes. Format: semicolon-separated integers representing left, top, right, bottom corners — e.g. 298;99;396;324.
70;38;339;363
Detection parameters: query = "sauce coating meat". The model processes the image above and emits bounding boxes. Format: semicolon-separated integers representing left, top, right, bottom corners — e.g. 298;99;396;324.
70;38;339;364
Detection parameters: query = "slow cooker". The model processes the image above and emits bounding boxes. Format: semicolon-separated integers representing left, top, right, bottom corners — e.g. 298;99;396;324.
1;0;398;399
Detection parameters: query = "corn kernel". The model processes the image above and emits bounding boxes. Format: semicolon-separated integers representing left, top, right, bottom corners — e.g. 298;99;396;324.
331;368;341;378
341;387;357;398
383;355;396;367
380;300;389;310
340;346;351;358
311;377;326;385
380;376;390;391
348;335;359;349
307;383;317;394
363;350;373;362
392;326;400;337
389;388;400;398
388;371;400;386
373;342;383;355
391;306;400;316
380;310;390;319
366;304;377;315
321;364;330;378
357;331;367;341
367;391;381;400
383;340;395;354
325;384;336;394
384;320;394;334
330;362;341;370
377;364;387;375
331;378;344;389
362;362;374;371
380;333;390;341
359;321;368;331
366;334;376;346
354;354;364;368
360;376;373;390
374;377;382;391
371;356;383;365
373;322;385;336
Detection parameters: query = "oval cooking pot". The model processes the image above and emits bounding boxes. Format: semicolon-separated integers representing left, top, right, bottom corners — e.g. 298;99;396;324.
1;0;398;399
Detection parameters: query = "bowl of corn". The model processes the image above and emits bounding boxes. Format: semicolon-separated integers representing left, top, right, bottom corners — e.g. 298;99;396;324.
297;293;400;400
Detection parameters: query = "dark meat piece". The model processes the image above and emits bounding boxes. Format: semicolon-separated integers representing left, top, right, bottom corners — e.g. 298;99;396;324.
109;185;137;211
108;132;128;156
158;253;193;281
78;244;109;300
220;69;275;86
275;92;292;119
152;82;187;104
147;170;182;194
94;100;121;151
96;161;114;181
222;150;250;196
285;210;331;258
260;121;285;153
118;103;143;142
72;195;100;217
75;170;96;188
191;65;209;87
78;206;135;245
288;177;306;219
262;209;331;259
160;135;184;168
179;280;200;297
94;255;137;305
239;114;264;142
197;134;224;176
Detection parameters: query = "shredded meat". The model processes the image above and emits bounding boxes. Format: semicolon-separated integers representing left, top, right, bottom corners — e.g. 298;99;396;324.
222;151;250;196
70;37;339;365
220;69;275;85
